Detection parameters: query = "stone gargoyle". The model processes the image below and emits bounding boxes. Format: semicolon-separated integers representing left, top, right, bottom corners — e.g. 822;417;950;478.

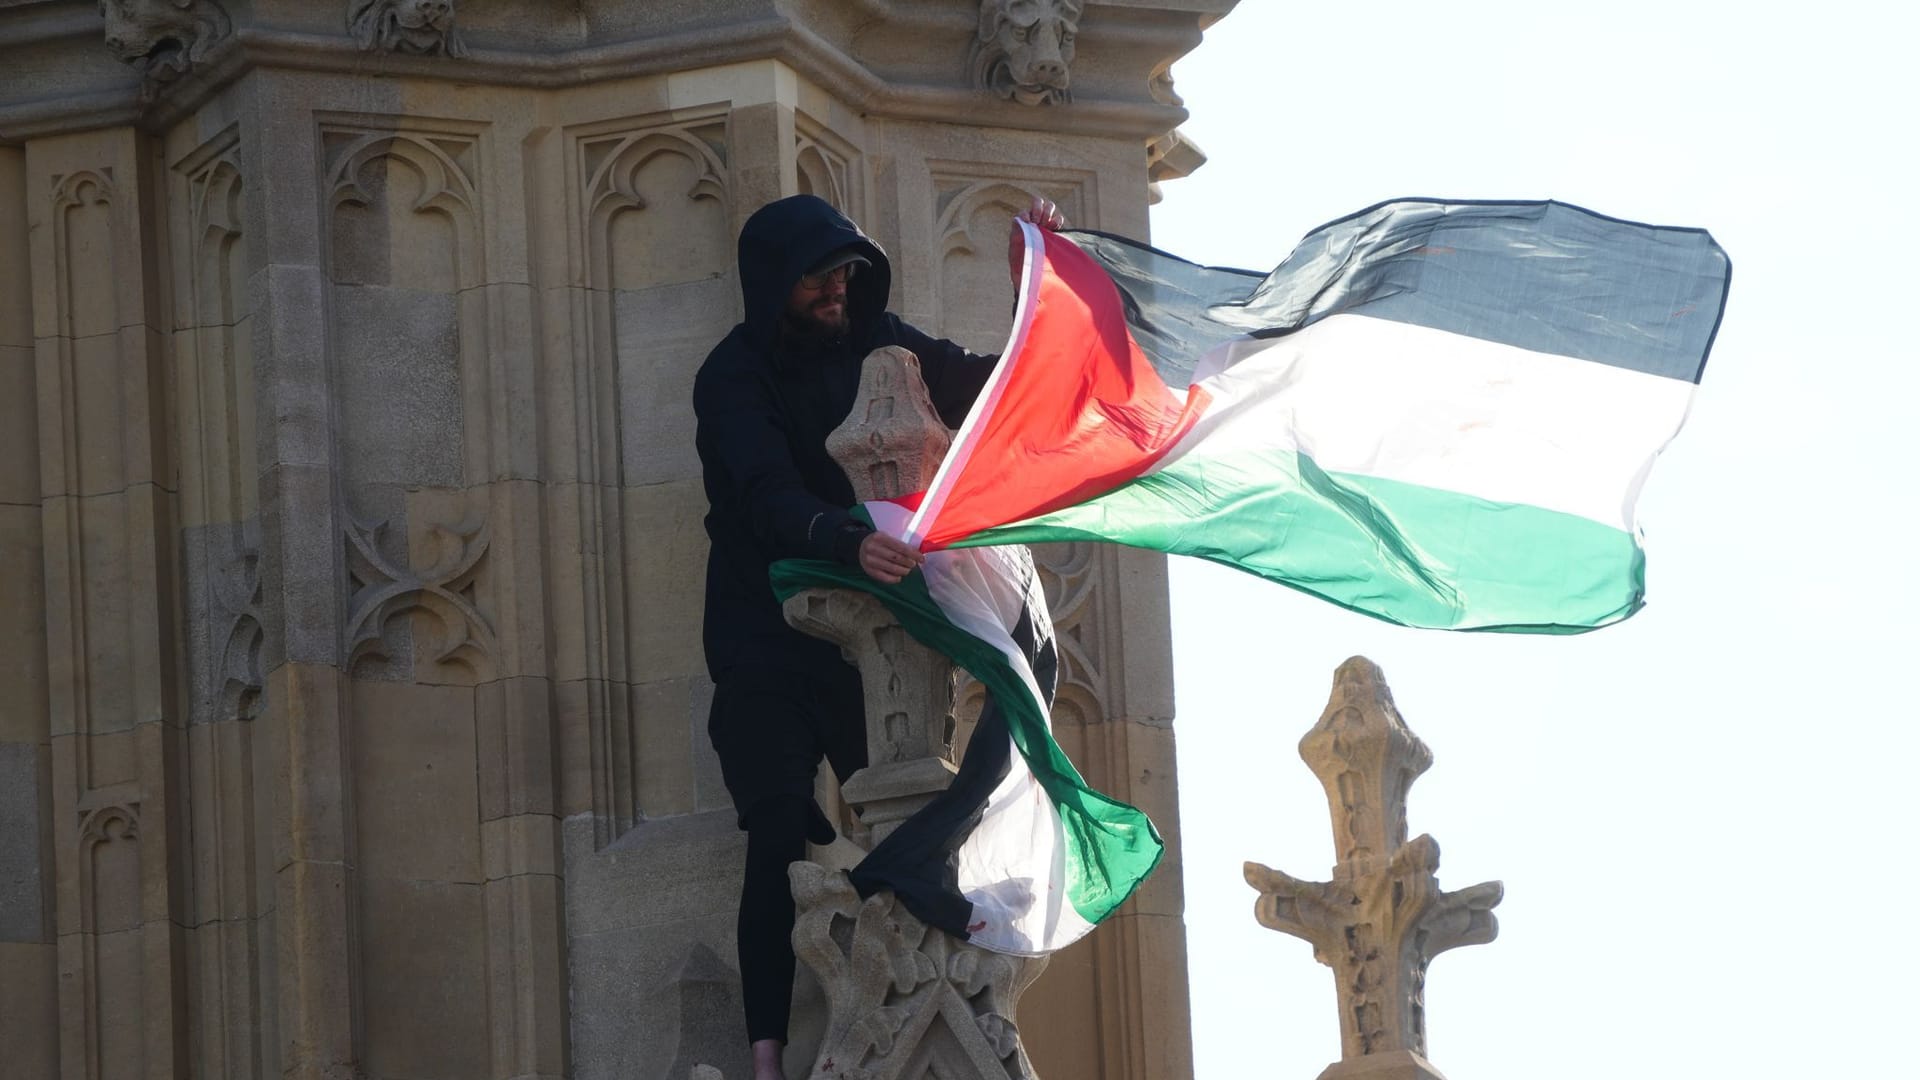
969;0;1083;106
349;0;469;58
99;0;232;83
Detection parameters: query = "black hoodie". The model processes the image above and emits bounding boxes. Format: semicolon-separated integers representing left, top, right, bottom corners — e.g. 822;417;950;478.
693;195;994;679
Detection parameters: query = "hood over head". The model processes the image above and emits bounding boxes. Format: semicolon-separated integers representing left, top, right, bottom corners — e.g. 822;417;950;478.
736;194;892;349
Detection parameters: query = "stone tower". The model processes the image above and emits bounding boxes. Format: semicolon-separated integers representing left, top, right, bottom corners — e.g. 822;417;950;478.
0;3;1237;1077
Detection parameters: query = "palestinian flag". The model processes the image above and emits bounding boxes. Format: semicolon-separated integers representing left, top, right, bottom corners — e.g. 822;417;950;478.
907;198;1731;632
771;500;1162;955
770;198;1727;953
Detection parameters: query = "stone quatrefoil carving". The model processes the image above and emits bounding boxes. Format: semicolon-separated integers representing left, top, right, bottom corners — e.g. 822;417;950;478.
970;0;1083;106
99;0;232;83
343;512;497;680
349;0;468;58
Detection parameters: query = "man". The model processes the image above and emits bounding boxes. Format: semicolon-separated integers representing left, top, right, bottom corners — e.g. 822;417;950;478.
692;192;1062;1079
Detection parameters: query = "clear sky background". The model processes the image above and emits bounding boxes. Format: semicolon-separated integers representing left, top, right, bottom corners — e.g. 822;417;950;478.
1148;3;1919;1077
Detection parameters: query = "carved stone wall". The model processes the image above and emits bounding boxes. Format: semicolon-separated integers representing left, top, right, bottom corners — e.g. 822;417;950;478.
0;2;1238;1077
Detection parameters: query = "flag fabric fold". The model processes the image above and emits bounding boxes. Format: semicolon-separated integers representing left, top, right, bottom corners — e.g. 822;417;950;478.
908;198;1731;633
771;501;1163;956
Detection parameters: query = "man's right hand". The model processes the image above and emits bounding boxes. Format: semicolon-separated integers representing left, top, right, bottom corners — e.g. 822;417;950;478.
858;531;924;584
1007;195;1067;283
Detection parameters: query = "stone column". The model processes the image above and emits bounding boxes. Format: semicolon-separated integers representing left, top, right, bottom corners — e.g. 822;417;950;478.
780;346;1045;1079
1244;658;1503;1080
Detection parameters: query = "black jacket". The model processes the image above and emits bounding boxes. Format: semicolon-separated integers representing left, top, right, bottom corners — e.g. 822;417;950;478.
693;195;994;679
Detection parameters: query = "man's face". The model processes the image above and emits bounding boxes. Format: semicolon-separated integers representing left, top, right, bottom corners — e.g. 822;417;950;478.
784;263;854;338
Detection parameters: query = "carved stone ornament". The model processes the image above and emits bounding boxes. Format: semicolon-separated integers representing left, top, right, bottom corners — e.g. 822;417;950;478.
349;0;469;58
1245;657;1503;1080
344;510;497;680
824;346;953;505
969;0;1083;106
787;346;961;843
790;862;1045;1080
99;0;232;83
777;347;1043;1077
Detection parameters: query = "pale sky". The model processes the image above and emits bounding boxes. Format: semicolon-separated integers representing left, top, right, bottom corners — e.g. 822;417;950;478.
1149;3;1919;1077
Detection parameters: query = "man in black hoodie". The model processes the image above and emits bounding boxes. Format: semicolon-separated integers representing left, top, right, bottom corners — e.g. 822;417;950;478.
693;193;1061;1078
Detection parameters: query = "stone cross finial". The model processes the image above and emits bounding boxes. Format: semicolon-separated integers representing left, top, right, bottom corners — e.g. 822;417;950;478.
782;347;1046;1078
824;345;953;505
783;345;961;845
1245;657;1503;1080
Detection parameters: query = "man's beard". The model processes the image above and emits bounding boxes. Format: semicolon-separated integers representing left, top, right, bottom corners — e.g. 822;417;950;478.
782;299;850;343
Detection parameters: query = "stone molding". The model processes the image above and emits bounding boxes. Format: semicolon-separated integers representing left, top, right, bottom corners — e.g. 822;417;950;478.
0;1;1232;143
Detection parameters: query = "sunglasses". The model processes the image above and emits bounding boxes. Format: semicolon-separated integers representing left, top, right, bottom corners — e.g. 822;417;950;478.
798;263;858;290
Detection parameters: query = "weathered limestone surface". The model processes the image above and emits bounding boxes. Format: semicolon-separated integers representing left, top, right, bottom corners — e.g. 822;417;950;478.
0;2;1236;1076
1246;658;1504;1080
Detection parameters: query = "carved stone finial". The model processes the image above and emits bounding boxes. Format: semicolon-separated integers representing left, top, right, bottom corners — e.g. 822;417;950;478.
785;350;1042;1075
1245;657;1502;1080
787;346;960;843
824;346;952;504
349;0;469;58
1302;656;1432;877
790;862;1046;1079
969;0;1083;106
99;0;232;84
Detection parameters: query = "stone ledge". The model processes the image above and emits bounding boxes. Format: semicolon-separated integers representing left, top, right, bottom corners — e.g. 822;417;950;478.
1;6;1202;144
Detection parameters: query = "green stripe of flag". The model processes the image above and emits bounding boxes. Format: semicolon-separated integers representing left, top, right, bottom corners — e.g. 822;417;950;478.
957;450;1646;633
769;557;1163;925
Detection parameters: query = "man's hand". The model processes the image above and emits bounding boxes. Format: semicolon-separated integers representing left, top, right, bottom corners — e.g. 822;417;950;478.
1008;195;1068;283
858;531;924;584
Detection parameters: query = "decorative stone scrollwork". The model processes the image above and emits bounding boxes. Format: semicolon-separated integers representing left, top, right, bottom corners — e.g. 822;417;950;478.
1031;542;1107;722
52;168;113;214
584;129;726;226
79;803;141;853
212;530;265;721
344;511;496;680
349;0;468;58
969;0;1083;106
99;0;231;83
581;124;729;290
327;129;480;236
796;131;854;212
791;862;1045;1079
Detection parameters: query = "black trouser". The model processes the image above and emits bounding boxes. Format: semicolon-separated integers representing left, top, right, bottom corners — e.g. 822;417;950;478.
708;663;866;1044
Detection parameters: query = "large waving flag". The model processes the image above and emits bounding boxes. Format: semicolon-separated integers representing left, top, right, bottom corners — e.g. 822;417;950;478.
772;199;1727;956
772;500;1162;955
908;199;1731;632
